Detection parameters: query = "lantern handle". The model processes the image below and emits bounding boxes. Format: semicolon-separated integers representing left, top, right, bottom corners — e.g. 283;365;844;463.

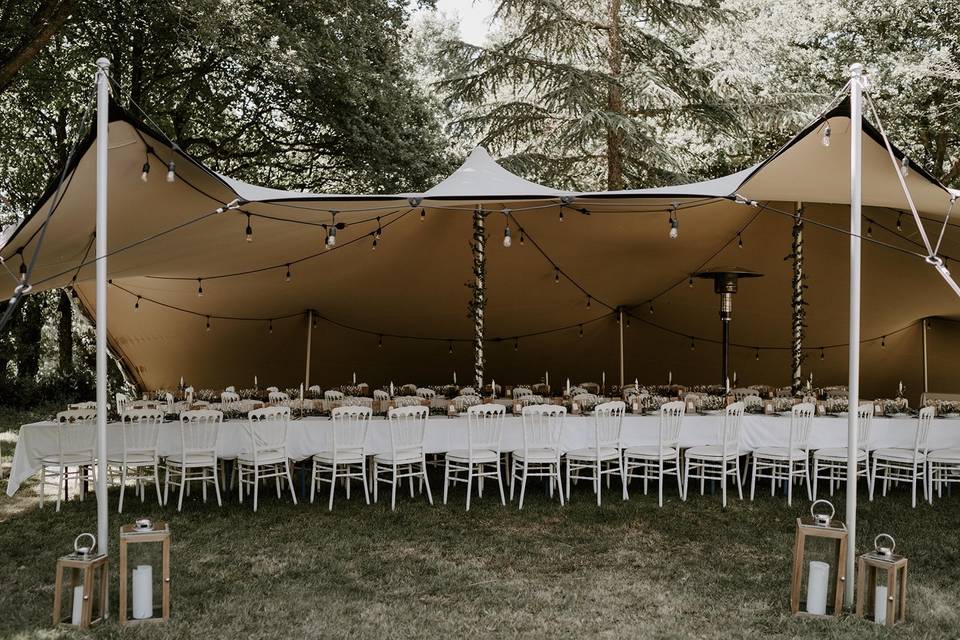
810;499;835;525
74;532;96;555
874;533;896;556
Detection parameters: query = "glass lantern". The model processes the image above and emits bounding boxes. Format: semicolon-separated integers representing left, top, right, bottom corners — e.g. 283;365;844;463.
53;533;108;629
119;519;171;625
856;534;908;626
790;500;848;617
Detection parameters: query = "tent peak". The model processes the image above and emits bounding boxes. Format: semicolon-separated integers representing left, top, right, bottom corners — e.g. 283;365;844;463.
421;146;565;201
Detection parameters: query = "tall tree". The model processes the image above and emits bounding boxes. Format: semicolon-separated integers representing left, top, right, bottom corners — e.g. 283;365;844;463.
0;0;75;94
437;0;732;191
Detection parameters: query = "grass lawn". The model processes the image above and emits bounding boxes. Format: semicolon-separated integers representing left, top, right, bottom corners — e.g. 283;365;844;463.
1;435;958;638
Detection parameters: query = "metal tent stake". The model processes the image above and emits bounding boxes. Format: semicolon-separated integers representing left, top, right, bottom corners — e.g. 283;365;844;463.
846;62;864;608
94;58;110;600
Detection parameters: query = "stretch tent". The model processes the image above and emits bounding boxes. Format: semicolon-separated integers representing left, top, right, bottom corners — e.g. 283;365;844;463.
2;98;960;401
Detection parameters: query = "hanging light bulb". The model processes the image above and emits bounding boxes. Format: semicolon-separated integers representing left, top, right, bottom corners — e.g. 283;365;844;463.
205;316;211;331
70;287;78;300
737;233;743;249
559;209;564;223
166;160;176;183
268;319;273;334
245;214;253;242
649;301;654;315
420;207;426;222
519;229;525;246
668;203;678;239
821;122;831;147
755;348;760;361
503;222;512;247
881;335;886;348
197;279;204;297
554;267;560;284
900;156;910;177
689;337;695;351
378;334;383;348
326;225;337;248
514;337;519;351
820;347;825;360
448;341;454;354
140;159;150;182
897;214;903;232
625;317;630;328
688;276;693;288
586;295;592;308
867;223;873;238
578;324;583;338
134;296;141;311
371;234;378;250
18;254;26;280
285;264;291;282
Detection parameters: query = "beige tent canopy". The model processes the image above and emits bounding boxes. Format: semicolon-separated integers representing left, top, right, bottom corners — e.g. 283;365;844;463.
3;98;960;401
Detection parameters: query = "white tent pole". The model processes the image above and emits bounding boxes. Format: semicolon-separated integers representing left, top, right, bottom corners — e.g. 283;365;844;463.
94;57;110;580
618;308;624;390
922;318;929;394
845;62;864;608
304;309;313;389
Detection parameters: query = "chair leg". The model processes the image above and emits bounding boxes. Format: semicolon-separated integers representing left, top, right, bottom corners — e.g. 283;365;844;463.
518;462;528;510
682;457;690;501
870;457;877;501
390;464;398;511
213;464;222;507
466;466;473;511
177;468;186;512
443;458;450;505
721;462;728;508
735;458;743;500
328;464;337;511
286;461;297;505
555;462;565;506
361;459;370;505
620;455;628;501
153;463;162;506
310;460;317;504
565;459;571;503
118;467;127;514
787;462;794;506
421;458;433;505
496;459;506;506
750;456;757;501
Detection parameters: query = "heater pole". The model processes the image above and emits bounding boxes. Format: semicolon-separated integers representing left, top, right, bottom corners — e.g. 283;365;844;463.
94;57;110;589
845;62;864;608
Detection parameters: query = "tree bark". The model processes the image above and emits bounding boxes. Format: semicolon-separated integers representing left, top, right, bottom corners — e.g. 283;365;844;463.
0;0;75;94
791;203;805;396
16;294;44;379
58;288;72;373
605;0;624;190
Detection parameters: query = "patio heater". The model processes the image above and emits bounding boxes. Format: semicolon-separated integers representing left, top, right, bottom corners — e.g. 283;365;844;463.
693;267;763;388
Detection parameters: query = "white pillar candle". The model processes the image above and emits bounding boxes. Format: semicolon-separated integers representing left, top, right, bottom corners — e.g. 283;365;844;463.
453;371;457;384
566;378;570;394
299;383;304;401
545;371;549;386
132;564;153;619
71;585;84;625
733;371;738;385
806;560;830;615
179;376;184;388
602;371;605;390
874;585;888;624
668;370;672;385
352;371;356;385
254;375;258;388
389;382;394;397
491;379;496;397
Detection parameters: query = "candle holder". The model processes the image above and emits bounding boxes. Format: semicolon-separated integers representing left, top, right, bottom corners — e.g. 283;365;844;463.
447;403;457;417
856;534;908;626
790;500;847;617
53;533;108;629
513;401;523;415
119;519;171;625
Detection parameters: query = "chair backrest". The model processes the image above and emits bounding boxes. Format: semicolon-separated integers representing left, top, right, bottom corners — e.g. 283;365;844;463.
120;409;163;456
373;389;389;400
245;406;289;460
719;402;745;456
55;409;97;458
184;386;194;405
518;395;544;406
789;402;815;452
115;392;130;414
393;395;422;408
178;410;222;456
268;390;290;404
520;404;565;456
593;401;625;449
324;390;344;401
459;387;476;396
659;401;685;450
855;403;874;450
220;391;241;408
467;403;505;455
266;386;279;393
67;401;97;410
386;405;428;457
165;392;175;413
342;396;373;408
512;387;533;398
331;405;372;453
913;406;935;457
453;394;482;410
416;387;436;399
742;394;763;408
308;384;322;394
225;385;235;393
731;388;758;401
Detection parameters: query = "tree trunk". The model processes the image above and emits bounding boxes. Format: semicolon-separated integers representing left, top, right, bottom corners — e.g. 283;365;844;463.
58;288;73;373
16;294;44;379
791;203;805;396
605;0;624;190
0;0;75;94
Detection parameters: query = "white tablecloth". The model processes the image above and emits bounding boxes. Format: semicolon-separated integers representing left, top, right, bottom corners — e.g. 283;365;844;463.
8;413;960;496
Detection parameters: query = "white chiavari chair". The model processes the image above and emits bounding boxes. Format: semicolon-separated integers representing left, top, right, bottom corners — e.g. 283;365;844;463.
266;386;279;393
308;384;322;395
311;406;371;510
268;390;290;405
928;445;960;501
373;389;389;401
566;400;627;505
225;385;236;393
750;402;814;505
416;387;436;399
393;395;423;408
731;388;758;401
511;404;565;509
512;387;533;399
373;406;432;511
683;402;746;508
115;392;130;415
163;409;222;511
624;400;684;506
872;406;934;507
237;406;297;511
67;401;96;410
220;391;241;410
444;404;506;510
109;408;164;513
40;410;96;510
452;395;482;411
813;403;874;499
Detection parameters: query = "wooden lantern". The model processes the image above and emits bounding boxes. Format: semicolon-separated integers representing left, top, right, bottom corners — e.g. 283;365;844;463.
856;534;908;626
119;519;171;625
447;402;457;417
513;401;523;415
790;500;848;617
763;399;776;415
685;398;697;414
53;533;108;629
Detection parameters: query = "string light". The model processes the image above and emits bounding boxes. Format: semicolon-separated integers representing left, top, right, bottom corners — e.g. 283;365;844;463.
245;214;253;242
900;156;910;177
205;316;211;331
625;317;630;328
326;212;337;248
166;159;176;183
285;264;291;282
268;319;273;334
378;334;383;348
881;335;886;348
821;122;831;147
896;214;903;232
519;228;525;246
559;209;564;223
867;222;872;238
688;276;693;287
649;302;654;315
420;207;426;222
586;295;591;308
737;233;743;249
820;347;825;360
18;251;26;280
689;337;695;351
134;296;140;311
668;202;678;239
448;341;454;354
514;337;519;351
372;216;382;250
503;221;512;247
197;278;204;297
554;267;560;284
312;315;318;329
755;348;760;361
140;156;150;182
578;324;583;338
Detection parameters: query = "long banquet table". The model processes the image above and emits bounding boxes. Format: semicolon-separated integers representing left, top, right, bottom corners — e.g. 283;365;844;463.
8;413;960;496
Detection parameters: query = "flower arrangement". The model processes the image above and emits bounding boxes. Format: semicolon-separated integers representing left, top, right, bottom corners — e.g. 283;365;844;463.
238;387;268;401
773;397;797;413
195;388;218;402
823;398;847;414
307;387;323;399
881;398;909;416
640;395;672;412
935;400;960;416
699;395;727;411
688;384;726;396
